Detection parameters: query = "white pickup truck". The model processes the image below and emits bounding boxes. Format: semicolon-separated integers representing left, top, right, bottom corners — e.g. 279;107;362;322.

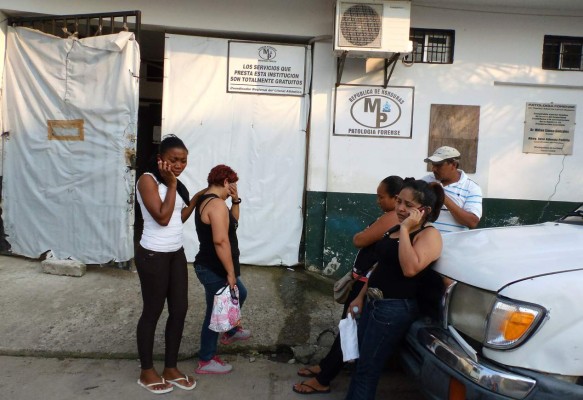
401;204;583;400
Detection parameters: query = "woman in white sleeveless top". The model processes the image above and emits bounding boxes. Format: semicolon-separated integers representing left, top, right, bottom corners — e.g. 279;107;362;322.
135;135;203;394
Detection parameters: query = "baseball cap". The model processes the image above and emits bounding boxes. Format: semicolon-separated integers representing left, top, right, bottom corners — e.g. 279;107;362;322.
424;146;461;163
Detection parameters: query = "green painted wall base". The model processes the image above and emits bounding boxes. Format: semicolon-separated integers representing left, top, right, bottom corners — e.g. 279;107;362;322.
303;190;579;278
303;191;327;271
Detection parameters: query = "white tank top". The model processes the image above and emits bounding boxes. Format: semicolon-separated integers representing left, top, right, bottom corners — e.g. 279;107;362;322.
136;173;185;252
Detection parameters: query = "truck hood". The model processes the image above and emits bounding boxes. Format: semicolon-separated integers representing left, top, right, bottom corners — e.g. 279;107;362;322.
434;222;583;292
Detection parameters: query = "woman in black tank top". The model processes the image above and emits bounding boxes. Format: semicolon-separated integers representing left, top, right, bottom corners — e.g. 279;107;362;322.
193;164;251;375
345;179;445;400
294;175;404;395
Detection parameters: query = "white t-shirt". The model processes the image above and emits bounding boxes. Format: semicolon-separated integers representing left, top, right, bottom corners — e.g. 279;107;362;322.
422;170;482;233
136;173;185;252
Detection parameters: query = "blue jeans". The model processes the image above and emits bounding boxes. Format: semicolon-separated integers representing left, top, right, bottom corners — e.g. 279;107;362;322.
345;298;419;400
194;264;247;362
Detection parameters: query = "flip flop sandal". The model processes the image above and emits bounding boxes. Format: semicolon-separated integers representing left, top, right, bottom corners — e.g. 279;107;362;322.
137;378;174;394
292;381;331;395
297;367;319;378
166;375;197;391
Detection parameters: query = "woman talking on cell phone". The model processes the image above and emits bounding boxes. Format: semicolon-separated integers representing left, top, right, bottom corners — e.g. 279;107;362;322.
293;175;404;395
135;135;204;394
193;164;251;375
345;178;444;400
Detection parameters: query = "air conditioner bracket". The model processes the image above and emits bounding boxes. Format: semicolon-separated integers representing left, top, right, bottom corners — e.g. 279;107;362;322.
336;51;348;87
383;53;400;88
336;52;401;88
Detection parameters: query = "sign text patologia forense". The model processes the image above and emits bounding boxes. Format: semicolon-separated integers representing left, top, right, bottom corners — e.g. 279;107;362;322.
335;85;414;138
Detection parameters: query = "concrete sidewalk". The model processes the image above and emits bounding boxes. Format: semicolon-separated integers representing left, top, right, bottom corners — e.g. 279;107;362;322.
0;255;337;360
0;354;424;400
0;255;424;399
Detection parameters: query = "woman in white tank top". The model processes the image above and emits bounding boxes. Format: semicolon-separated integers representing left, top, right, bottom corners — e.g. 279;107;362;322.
135;135;204;394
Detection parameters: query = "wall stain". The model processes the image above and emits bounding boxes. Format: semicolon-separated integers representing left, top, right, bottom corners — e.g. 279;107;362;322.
275;268;331;346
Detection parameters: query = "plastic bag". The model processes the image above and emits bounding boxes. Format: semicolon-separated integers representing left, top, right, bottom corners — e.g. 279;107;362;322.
339;313;359;362
209;285;241;333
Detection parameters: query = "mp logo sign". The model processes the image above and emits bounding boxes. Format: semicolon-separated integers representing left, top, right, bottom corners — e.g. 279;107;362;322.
351;95;401;128
335;86;414;138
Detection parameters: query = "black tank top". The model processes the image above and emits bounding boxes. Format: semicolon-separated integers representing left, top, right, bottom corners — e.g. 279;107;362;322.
194;193;240;277
368;226;435;299
351;219;384;276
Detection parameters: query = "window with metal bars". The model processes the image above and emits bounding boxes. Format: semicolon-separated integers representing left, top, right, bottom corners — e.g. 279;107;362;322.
543;35;583;71
8;11;141;43
409;28;455;64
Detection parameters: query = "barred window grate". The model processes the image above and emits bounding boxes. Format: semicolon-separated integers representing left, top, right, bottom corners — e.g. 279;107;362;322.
8;11;141;43
543;35;583;71
410;28;454;64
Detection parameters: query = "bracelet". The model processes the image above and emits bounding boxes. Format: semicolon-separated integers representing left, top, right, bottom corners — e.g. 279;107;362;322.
232;198;242;204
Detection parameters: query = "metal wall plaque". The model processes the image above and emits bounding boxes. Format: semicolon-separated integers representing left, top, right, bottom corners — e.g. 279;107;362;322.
523;103;576;155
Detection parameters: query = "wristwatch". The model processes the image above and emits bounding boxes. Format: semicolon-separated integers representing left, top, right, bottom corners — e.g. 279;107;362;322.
232;198;242;204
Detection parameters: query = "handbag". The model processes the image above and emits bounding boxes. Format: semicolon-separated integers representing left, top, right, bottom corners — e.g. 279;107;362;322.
209;285;241;333
332;243;374;304
333;240;379;304
333;270;357;304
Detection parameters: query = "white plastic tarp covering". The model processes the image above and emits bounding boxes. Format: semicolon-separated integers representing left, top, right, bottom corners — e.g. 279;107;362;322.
2;27;140;263
163;35;307;265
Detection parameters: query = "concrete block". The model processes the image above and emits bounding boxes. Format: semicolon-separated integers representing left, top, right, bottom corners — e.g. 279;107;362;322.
41;259;86;277
291;344;317;364
317;329;336;348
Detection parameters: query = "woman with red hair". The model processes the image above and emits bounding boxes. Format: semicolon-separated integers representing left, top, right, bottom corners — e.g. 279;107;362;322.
193;164;251;374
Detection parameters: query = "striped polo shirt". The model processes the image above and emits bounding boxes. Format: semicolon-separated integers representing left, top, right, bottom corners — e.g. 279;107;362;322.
422;170;482;233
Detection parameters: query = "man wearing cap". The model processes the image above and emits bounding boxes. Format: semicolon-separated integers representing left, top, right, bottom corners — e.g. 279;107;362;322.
422;146;482;233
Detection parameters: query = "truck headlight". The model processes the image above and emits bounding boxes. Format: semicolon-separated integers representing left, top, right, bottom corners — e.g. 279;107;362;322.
448;283;497;343
484;298;546;349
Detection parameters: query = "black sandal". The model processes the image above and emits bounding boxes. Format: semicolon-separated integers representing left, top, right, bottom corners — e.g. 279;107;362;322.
292;381;331;395
297;367;319;378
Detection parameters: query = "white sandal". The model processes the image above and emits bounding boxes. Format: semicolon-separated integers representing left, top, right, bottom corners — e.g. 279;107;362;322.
166;374;197;391
137;378;174;394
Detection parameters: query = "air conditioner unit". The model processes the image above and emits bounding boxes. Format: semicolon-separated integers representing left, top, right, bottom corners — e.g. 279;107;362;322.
334;0;413;58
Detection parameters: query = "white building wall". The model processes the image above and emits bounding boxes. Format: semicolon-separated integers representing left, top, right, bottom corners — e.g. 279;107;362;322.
306;41;335;193
0;12;7;176
1;1;581;202
0;0;334;37
308;5;583;201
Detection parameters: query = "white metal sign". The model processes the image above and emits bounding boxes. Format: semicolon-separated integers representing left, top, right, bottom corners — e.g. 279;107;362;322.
334;85;414;137
523;103;576;155
227;41;306;96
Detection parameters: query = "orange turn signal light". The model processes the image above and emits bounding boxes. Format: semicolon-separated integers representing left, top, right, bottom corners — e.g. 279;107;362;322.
449;377;466;400
502;311;535;341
